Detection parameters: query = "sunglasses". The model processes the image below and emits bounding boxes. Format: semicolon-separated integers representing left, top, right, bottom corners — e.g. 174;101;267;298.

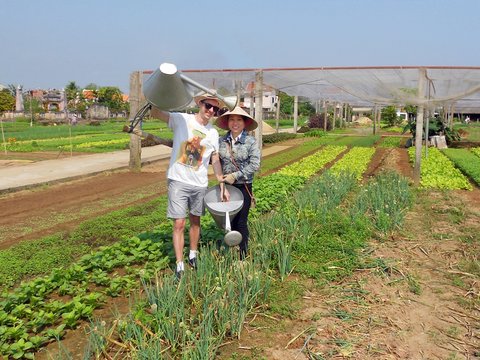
202;101;220;114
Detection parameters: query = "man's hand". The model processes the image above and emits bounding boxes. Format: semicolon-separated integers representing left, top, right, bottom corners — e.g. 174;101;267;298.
221;185;230;202
222;173;236;184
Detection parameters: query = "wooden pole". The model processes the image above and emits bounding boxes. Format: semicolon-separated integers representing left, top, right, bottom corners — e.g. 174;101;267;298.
129;71;142;172
293;95;298;133
254;70;263;150
413;68;427;186
373;105;377;135
0;118;7;155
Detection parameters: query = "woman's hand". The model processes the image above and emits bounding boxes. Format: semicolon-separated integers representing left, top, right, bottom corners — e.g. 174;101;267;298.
222;173;236;184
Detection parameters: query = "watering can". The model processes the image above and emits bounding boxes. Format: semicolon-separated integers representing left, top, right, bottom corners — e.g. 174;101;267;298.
143;63;238;111
126;62;238;135
204;185;244;247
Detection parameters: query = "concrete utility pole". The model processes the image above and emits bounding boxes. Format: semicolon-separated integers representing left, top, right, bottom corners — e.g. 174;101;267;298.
340;103;344;128
323;100;328;132
236;80;242;107
249;85;254;117
332;102;336;131
15;85;24;113
275;93;280;133
29;91;34;127
449;103;455;128
293;95;298;133
413;68;427;186
254;70;263;150
376;106;381;133
129;71;143;172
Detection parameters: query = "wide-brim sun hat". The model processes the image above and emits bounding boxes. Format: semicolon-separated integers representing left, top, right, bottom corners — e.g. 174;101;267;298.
193;91;226;109
215;106;258;131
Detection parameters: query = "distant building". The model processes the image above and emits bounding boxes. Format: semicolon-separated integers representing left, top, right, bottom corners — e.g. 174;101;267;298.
87;104;109;119
351;107;373;122
30;89;44;100
42;89;66;112
15;85;24;112
82;89;97;101
242;82;278;113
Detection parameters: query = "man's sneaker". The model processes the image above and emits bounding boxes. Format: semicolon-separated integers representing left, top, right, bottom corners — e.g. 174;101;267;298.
188;257;197;269
175;269;184;281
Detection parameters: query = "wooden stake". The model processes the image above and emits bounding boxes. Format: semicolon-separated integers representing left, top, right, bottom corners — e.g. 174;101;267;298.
0;118;7;155
129;71;143;172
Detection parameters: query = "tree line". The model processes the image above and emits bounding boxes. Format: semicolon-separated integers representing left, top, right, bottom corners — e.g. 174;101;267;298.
0;82;129;118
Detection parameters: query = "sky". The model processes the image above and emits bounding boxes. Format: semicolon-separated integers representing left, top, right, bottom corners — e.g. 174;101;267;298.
1;0;479;94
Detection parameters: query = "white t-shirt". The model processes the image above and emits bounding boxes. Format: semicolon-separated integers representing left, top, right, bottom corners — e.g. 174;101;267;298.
167;112;219;187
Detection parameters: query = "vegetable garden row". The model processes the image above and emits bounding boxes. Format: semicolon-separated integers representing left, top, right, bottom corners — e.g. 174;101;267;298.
1;136;479;359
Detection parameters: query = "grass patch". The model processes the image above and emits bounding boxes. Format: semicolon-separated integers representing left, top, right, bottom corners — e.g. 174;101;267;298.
2;119;173;152
378;136;404;148
303;135;380;147
264;118;308;129
265;278;304;318
292;213;370;281
406;274;422;295
454;123;480;141
0;234;90;289
0;196;168;289
260;137;327;174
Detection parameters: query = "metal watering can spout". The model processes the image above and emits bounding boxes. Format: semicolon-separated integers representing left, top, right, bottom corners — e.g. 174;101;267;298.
223;210;243;247
204;185;244;247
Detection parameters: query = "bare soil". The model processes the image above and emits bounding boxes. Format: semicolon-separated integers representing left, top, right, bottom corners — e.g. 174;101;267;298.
0;160;170;250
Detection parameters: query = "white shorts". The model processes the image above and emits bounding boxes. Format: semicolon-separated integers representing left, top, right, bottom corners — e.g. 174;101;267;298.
167;179;207;219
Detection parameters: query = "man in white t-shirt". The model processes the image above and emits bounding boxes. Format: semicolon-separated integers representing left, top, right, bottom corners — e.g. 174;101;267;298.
152;93;227;279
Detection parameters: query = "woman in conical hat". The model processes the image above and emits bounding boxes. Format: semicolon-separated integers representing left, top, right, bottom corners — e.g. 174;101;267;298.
216;106;260;259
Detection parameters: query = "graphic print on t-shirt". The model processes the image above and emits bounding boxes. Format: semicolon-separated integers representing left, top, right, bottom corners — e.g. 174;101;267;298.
177;129;206;170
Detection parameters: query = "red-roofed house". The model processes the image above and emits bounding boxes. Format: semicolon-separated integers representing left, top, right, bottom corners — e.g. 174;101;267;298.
82;89;97;101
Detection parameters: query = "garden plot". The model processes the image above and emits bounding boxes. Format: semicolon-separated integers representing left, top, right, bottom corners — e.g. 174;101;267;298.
1;144;377;359
1;138;478;359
